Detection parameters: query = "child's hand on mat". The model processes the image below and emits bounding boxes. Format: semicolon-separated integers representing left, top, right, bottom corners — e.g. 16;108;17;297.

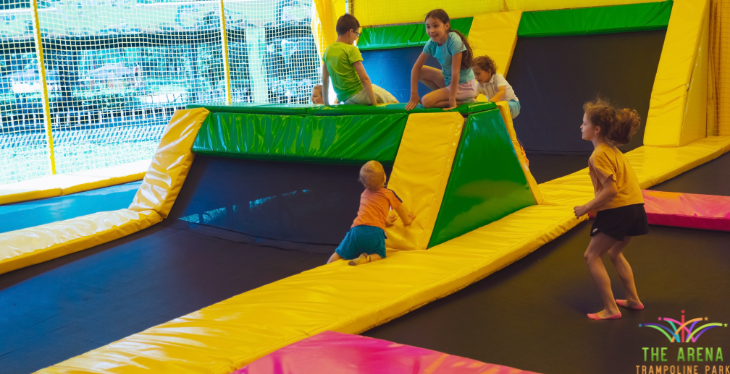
385;213;397;227
573;205;590;218
405;97;420;111
404;211;416;226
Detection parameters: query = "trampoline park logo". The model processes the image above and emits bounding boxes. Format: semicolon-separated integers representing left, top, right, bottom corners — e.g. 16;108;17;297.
636;310;727;374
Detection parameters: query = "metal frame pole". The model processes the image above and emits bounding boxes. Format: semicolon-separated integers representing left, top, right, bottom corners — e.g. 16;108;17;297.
31;0;57;174
219;0;232;104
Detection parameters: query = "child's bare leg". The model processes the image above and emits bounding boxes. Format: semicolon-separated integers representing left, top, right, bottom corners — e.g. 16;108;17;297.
348;253;382;266
608;237;643;309
419;66;445;91
422;88;451;108
584;233;621;317
327;252;342;264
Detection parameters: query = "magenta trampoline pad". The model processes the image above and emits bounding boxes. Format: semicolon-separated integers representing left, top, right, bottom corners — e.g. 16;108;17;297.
643;190;730;231
233;331;539;374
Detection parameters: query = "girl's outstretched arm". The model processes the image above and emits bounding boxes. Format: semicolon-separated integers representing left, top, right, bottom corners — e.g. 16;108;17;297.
446;52;462;109
321;64;330;105
395;203;416;226
406;53;430;110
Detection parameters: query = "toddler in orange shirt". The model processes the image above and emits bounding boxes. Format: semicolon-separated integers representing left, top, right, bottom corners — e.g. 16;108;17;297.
327;161;415;266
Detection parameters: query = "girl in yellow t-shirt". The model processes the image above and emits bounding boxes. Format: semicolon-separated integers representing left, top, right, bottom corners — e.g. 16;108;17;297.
574;99;648;321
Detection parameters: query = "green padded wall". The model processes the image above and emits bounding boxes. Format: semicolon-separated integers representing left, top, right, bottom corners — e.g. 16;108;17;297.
518;1;672;37
428;109;536;248
192;112;407;164
358;18;473;51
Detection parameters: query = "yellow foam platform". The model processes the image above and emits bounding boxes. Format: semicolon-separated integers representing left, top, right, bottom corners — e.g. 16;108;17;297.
37;205;583;374
385;112;463;251
0;209;161;276
0;160;150;206
129;108;210;218
540;136;730;206
0;109;210;276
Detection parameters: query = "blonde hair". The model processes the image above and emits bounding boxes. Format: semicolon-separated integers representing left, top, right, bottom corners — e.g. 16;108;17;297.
359;161;386;191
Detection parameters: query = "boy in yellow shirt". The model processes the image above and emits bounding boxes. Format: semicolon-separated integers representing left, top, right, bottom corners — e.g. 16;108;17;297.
321;14;398;106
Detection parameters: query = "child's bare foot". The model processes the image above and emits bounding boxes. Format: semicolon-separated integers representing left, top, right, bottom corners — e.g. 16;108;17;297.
348;254;371;266
587;309;622;320
616;299;644;310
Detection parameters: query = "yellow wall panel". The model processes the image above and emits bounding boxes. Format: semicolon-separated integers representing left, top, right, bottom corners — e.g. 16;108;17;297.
644;0;710;146
679;4;711;145
355;0;662;27
710;0;730;135
385;113;464;251
469;11;522;76
129;108;209;218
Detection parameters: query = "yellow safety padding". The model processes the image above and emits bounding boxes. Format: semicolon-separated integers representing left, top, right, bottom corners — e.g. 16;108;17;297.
0;160;149;206
385;112;464;251
644;0;710;147
679;2;710;145
37;205;582;374
355;0;663;27
313;0;336;56
496;102;543;205
710;0;730;136
539;136;730;206
0;209;161;276
469;11;522;76
129;108;210;218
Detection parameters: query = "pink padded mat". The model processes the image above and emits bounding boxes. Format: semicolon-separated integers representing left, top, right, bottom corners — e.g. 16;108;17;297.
233;331;539;374
643;190;730;231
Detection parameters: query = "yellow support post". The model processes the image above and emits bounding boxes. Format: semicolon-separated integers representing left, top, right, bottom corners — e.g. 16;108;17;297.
219;0;232;104
31;0;56;175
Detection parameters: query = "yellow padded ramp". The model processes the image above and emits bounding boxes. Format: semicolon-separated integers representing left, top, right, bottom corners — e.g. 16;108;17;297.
540;136;730;206
129;108;210;218
355;0;663;26
497;101;543;205
0;209;161;276
385;112;463;251
469;10;522;76
644;0;710;147
37;205;582;374
0;160;149;206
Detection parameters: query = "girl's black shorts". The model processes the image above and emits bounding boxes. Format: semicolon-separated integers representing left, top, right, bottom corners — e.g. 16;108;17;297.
591;203;649;241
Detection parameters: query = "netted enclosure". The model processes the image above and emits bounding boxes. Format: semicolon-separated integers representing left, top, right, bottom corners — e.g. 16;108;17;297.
0;0;322;185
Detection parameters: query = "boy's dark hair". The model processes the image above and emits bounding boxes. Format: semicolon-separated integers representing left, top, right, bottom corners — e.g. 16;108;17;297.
425;9;473;70
473;55;497;75
336;14;360;35
583;98;642;146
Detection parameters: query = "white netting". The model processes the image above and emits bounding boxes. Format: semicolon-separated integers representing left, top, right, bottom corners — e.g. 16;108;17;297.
0;0;52;184
225;0;320;104
0;0;322;185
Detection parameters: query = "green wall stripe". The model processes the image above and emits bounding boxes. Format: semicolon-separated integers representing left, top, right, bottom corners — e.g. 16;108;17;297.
358;18;473;51
192;112;407;164
518;1;673;38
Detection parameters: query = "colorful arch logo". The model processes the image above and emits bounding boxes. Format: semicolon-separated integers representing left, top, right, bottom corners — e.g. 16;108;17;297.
640;310;727;343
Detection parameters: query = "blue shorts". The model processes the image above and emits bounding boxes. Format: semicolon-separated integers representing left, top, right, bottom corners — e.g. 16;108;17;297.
509;99;521;119
335;225;386;260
